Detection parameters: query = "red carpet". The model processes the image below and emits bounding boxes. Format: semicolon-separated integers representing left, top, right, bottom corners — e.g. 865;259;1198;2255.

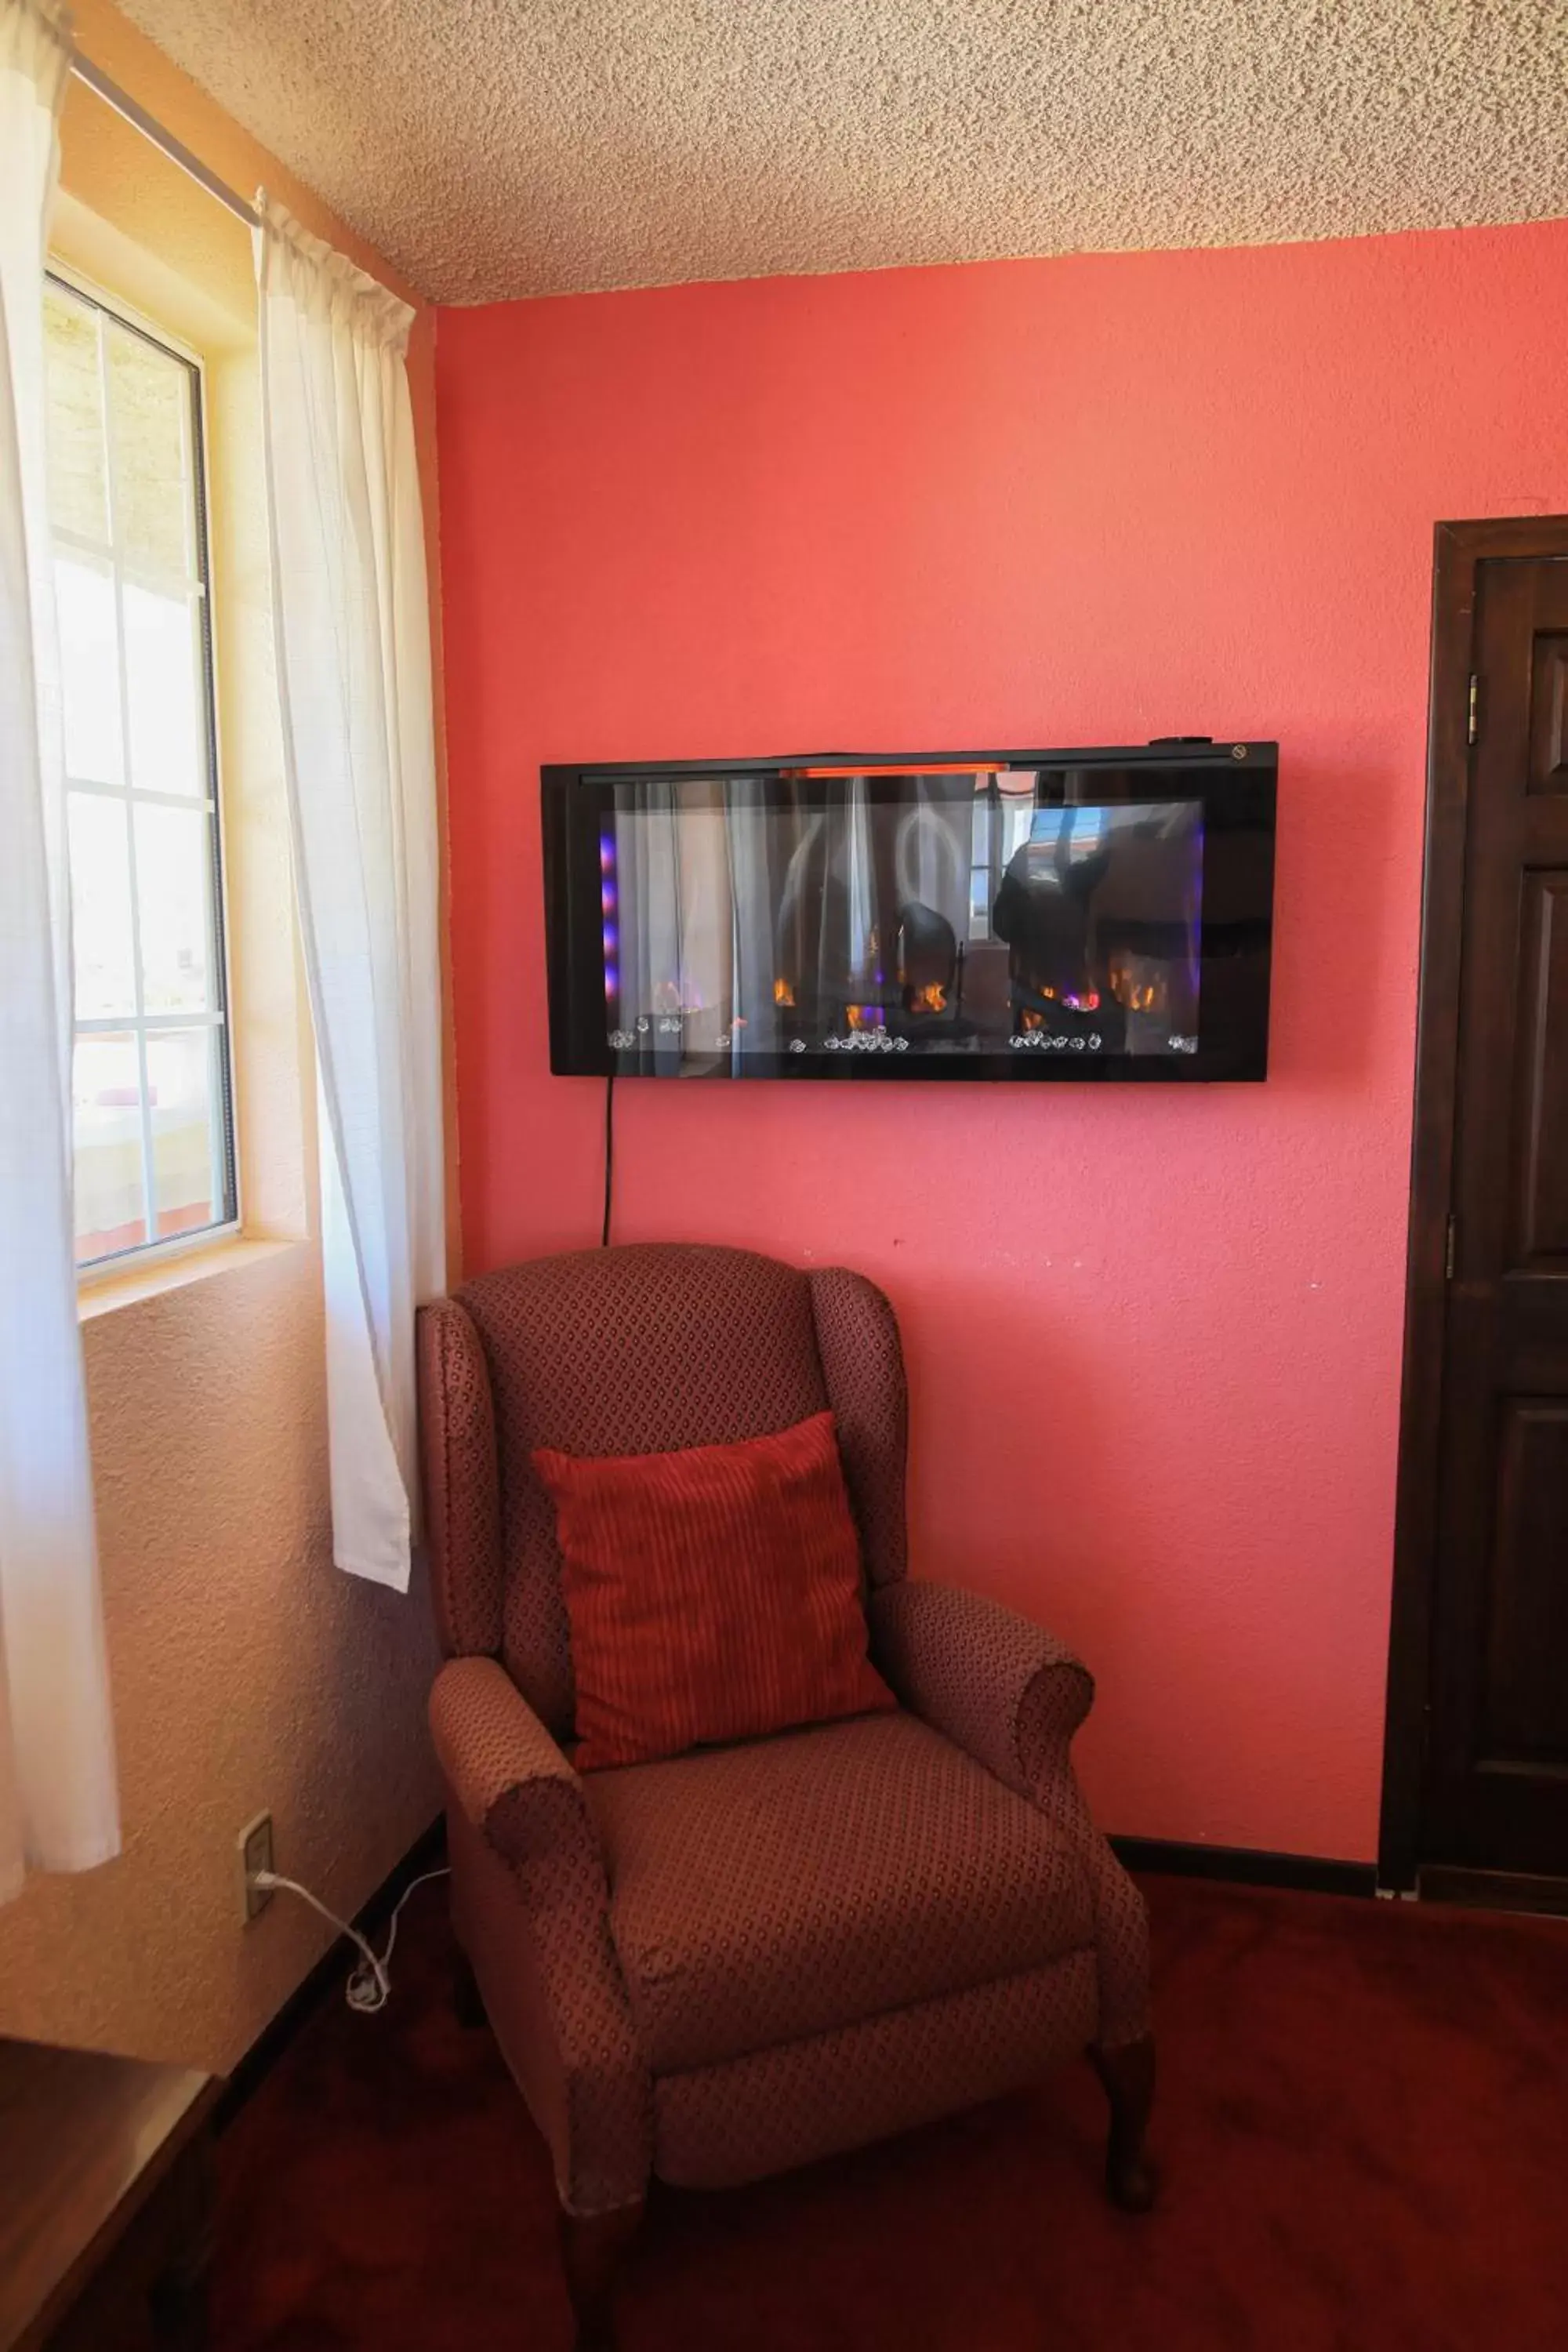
214;1874;1568;2350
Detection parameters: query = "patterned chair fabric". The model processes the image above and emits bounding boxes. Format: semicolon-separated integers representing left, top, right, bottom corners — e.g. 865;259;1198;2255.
421;1245;907;1733
583;1710;1095;2073
419;1241;1150;2217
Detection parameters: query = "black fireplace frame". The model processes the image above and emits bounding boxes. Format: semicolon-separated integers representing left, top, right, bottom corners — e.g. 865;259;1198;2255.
543;742;1276;1083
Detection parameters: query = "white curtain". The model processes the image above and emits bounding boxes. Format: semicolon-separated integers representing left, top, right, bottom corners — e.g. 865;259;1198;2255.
255;198;445;1593
0;0;120;1900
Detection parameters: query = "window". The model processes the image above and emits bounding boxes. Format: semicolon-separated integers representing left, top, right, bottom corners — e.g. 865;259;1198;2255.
42;275;237;1269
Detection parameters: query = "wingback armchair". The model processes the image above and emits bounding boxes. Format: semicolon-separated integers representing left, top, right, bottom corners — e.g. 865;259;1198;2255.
418;1243;1154;2347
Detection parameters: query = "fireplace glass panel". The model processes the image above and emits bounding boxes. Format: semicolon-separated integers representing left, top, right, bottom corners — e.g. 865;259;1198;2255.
604;770;1204;1067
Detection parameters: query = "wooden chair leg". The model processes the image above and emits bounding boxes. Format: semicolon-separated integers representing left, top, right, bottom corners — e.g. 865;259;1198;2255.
560;2201;644;2351
1089;2034;1158;2212
452;1947;488;2031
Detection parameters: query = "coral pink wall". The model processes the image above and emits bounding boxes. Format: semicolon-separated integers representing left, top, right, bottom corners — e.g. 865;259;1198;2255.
436;221;1568;1862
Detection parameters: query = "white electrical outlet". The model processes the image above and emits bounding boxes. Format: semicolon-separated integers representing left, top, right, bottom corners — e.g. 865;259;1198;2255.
238;1811;274;1924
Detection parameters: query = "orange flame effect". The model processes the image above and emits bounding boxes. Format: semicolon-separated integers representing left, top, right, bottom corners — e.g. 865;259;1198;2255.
1110;963;1161;1013
773;978;796;1007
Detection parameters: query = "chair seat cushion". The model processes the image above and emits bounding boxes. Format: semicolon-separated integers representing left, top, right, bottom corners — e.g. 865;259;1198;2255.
583;1709;1094;2074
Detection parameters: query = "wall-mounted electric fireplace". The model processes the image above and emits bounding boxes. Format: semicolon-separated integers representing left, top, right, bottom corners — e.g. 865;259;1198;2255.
543;742;1276;1081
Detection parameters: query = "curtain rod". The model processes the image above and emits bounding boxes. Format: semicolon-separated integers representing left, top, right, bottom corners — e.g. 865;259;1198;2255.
70;52;259;227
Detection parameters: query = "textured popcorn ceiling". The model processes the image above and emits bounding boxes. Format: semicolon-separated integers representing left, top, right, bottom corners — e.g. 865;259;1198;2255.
116;0;1568;303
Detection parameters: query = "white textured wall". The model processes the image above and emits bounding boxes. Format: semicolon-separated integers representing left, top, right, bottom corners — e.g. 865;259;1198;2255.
0;1245;441;2070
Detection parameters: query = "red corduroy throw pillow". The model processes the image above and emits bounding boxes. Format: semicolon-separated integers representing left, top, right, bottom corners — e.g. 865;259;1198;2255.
533;1409;896;1771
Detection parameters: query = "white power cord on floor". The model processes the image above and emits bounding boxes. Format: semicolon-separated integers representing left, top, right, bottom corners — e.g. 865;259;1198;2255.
250;1866;450;2014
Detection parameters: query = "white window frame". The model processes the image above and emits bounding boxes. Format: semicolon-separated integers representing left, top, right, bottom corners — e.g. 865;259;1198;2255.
46;264;241;1280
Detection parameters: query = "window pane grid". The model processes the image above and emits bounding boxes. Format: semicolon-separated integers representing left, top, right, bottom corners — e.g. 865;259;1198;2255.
66;777;216;813
93;299;161;1247
47;275;238;1268
51;518;207;595
74;1012;226;1033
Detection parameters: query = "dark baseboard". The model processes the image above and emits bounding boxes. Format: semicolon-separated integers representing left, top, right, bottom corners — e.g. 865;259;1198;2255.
1417;1864;1568;1918
1112;1835;1378;1899
215;1814;447;2131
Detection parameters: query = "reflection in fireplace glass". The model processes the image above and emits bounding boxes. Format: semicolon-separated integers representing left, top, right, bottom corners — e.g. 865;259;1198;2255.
604;771;1203;1064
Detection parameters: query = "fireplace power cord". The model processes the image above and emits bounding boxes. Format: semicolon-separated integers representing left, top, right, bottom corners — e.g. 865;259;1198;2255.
247;1866;451;2014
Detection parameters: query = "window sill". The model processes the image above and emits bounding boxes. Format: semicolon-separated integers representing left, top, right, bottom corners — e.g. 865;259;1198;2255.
78;1235;307;1323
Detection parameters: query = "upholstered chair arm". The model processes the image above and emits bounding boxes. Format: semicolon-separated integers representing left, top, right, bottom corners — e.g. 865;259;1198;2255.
429;1657;652;2215
869;1578;1094;1793
870;1580;1149;2050
430;1653;589;1858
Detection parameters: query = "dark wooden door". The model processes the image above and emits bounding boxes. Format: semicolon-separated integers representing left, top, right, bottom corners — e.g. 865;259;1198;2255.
1421;553;1568;1877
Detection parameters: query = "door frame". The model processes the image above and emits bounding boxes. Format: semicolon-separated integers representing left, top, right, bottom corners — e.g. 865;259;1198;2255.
1378;514;1568;1889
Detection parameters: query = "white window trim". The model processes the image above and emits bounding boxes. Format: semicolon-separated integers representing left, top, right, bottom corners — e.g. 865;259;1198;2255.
47;260;243;1279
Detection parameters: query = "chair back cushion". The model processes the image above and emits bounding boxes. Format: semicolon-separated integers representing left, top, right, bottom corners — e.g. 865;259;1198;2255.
422;1243;906;1735
535;1410;895;1769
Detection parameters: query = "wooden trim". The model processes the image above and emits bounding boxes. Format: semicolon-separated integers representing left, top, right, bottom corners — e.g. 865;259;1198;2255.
1110;1836;1377;1898
214;1815;445;2130
1377;514;1568;1890
1417;1864;1568;1918
0;2045;219;2352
